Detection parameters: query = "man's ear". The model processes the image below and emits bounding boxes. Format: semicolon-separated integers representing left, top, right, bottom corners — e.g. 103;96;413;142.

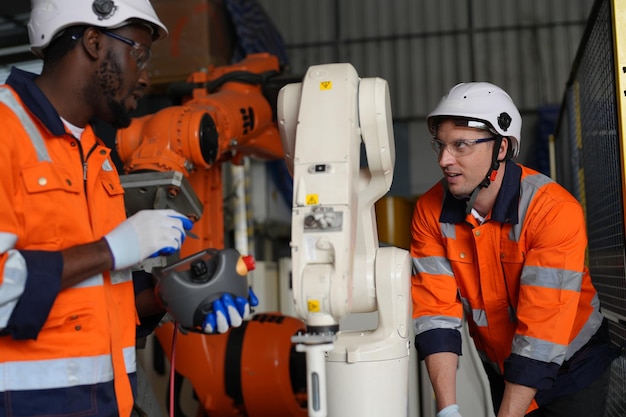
498;136;513;161
498;136;512;161
81;27;102;60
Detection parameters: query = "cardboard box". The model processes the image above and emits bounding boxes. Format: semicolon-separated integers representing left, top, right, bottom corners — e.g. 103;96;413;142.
148;0;235;85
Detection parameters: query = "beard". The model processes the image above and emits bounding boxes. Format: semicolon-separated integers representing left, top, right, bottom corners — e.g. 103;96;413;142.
88;50;133;129
107;99;132;129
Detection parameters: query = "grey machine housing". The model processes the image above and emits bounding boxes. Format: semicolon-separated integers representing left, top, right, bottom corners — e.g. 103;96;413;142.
153;248;250;331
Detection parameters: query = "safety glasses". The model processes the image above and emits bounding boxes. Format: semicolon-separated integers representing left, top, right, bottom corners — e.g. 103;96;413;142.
430;137;497;158
101;30;151;71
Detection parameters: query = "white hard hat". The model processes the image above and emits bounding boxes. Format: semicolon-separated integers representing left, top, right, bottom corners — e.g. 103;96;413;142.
427;82;522;158
28;0;168;58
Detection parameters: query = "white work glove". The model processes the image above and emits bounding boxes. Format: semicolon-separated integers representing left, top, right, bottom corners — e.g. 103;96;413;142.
104;209;192;270
202;287;259;334
437;404;463;417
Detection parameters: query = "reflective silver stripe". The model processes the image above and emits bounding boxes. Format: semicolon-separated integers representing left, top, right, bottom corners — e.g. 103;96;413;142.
0;249;28;329
565;295;604;360
512;333;568;364
459;294;488;327
0;232;17;252
0;88;50;162
70;270;132;288
74;269;133;288
72;271;132;288
521;265;582;291
471;308;488;327
124;345;137;373
413;315;462;336
509;212;523;242
440;223;456;239
0;346;136;391
523;172;554;190
510;173;554;242
413;256;454;277
110;269;132;285
70;273;104;289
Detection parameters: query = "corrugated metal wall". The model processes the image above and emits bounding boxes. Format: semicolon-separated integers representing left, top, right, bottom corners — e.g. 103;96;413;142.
257;0;595;195
257;0;594;120
0;1;596;194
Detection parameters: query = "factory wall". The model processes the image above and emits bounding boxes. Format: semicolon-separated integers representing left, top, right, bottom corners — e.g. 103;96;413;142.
256;0;595;195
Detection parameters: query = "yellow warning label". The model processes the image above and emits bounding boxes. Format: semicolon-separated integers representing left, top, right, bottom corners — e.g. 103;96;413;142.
320;81;332;90
306;194;319;205
308;300;321;312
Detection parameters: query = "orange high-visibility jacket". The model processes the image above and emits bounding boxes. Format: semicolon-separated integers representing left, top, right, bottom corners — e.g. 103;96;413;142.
411;161;610;413
0;68;137;416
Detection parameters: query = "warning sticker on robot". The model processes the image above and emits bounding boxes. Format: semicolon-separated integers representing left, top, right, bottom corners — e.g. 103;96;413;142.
308;300;321;312
320;81;332;90
306;194;319;205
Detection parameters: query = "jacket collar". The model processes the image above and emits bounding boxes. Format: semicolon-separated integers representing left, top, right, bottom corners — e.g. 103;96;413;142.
5;67;67;137
440;160;521;225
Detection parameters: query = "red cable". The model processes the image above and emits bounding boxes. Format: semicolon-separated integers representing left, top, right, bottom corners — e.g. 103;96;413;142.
169;322;178;417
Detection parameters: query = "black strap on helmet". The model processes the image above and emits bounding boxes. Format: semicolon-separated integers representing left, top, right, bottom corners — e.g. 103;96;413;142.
464;135;504;215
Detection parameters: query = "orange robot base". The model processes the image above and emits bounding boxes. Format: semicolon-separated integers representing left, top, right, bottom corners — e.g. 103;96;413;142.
156;313;308;417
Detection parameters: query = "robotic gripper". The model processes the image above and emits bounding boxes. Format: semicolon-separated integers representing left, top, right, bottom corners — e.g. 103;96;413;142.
278;63;412;417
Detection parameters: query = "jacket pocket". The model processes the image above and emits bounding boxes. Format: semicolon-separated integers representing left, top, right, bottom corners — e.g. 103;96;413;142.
20;163;83;247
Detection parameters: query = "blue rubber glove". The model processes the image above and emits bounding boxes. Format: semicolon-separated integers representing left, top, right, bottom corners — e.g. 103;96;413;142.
104;209;193;270
152;215;193;257
437;404;462;417
202;287;259;334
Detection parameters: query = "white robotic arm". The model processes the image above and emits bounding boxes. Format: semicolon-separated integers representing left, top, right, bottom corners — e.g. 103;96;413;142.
280;63;361;331
278;63;411;417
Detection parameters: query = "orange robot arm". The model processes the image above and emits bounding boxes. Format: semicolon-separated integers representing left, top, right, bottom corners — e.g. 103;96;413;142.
117;53;284;174
116;52;286;251
116;54;307;417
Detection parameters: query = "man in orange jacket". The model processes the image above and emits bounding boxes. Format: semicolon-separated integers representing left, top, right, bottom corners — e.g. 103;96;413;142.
411;82;620;417
0;1;254;416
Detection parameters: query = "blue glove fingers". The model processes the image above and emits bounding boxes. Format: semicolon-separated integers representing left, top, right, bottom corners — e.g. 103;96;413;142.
148;216;189;258
227;304;243;328
220;293;236;322
202;311;217;334
235;296;250;317
203;294;247;334
168;215;194;231
213;298;230;333
247;287;259;307
149;246;177;258
168;216;193;247
220;293;243;329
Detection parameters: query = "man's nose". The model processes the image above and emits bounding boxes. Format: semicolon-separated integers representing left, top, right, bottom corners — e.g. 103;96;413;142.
438;146;455;165
138;68;150;90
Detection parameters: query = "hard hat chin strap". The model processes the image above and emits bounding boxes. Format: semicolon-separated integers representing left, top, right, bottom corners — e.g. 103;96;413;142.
465;136;504;215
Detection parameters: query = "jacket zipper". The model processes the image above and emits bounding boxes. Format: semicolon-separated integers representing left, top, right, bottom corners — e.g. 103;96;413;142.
77;139;98;192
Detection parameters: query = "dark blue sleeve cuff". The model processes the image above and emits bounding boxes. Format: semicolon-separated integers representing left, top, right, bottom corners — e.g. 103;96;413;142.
504;353;560;390
4;250;63;340
415;328;462;360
